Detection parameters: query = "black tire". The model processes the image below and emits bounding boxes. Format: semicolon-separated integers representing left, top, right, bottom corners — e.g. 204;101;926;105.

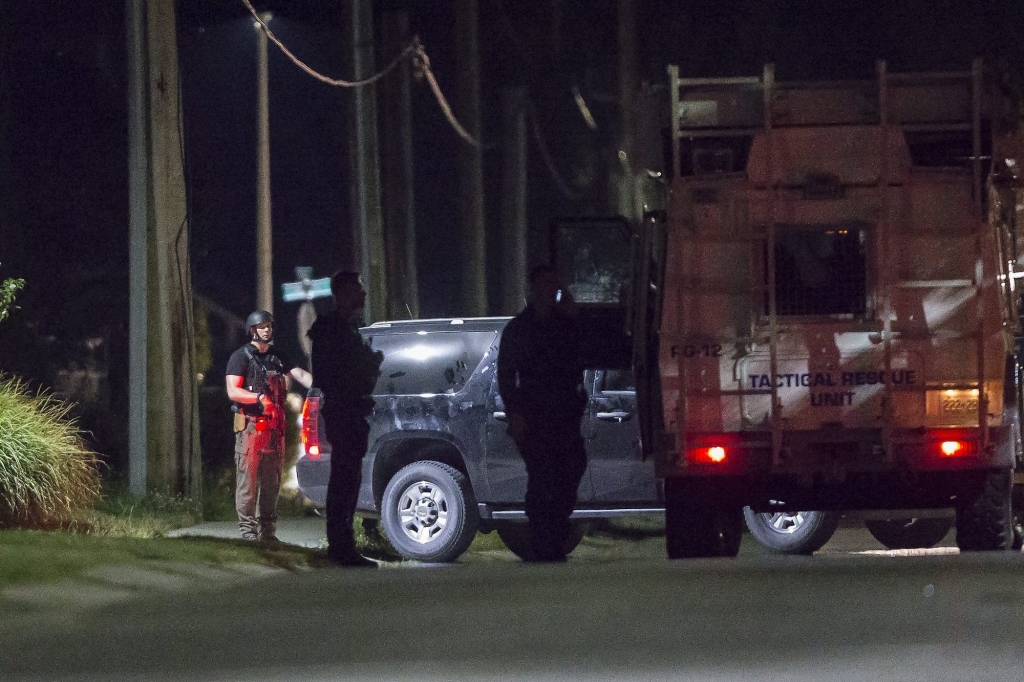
956;468;1013;552
381;461;480;562
495;521;588;561
1012;478;1024;551
743;508;839;555
864;517;953;550
664;478;743;559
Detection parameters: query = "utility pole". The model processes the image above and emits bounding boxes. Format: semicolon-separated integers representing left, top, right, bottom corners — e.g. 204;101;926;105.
455;0;487;317
127;0;147;496
380;10;419;320
126;0;200;498
255;14;273;314
500;87;528;315
348;0;388;324
0;16;12;268
614;0;638;221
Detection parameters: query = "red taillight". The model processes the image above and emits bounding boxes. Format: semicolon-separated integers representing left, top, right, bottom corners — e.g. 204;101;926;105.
937;440;974;458
301;399;321;459
687;446;729;465
940;440;962;456
904;430;980;469
254;417;270;432
681;433;747;473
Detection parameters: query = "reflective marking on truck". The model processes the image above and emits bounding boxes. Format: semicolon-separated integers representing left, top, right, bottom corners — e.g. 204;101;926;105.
671;344;723;358
747;370;917;389
810;391;856;406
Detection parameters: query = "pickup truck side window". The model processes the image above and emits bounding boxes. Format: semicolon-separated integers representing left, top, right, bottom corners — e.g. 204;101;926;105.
369;331;497;396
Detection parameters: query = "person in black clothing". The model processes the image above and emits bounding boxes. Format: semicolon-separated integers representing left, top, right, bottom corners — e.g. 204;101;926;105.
225;310;312;541
498;264;588;561
307;271;383;566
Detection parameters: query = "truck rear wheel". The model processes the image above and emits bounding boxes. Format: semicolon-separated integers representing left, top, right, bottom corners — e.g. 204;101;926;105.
743;508;839;555
664;478;742;559
381;461;480;562
955;468;1013;552
495;521;588;561
865;517;953;550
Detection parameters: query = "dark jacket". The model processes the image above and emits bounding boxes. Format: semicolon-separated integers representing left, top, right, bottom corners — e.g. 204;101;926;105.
497;303;586;419
307;312;383;418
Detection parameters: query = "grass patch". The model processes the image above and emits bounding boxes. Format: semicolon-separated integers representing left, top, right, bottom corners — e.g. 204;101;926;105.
0;378;101;529
78;488;205;538
0;528;325;588
468;529;508;553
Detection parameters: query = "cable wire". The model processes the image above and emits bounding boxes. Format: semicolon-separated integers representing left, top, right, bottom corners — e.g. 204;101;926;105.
241;0;481;148
525;100;583;201
410;43;481;148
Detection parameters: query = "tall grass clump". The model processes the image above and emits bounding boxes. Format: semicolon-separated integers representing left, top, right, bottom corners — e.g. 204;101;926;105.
0;377;101;529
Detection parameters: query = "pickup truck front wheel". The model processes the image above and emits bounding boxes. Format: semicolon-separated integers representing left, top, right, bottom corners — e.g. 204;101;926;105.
743;508;839;555
381;461;480;562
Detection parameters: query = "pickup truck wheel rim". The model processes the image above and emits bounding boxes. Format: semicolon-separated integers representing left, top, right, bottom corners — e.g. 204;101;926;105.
396;480;449;544
764;512;805;534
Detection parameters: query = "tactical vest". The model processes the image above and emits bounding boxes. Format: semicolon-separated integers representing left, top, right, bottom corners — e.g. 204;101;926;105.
235;345;288;415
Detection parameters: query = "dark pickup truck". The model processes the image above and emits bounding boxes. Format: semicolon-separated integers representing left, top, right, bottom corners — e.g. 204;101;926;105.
297;317;951;561
297;316;661;562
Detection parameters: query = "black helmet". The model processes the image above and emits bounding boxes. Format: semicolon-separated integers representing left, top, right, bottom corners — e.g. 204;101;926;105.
246;310;274;341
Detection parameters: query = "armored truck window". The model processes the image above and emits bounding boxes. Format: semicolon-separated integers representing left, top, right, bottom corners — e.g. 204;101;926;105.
369;331;497;396
599;369;636;393
767;223;868;318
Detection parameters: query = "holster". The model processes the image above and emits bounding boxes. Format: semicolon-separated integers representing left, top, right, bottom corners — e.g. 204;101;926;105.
233;412;247;433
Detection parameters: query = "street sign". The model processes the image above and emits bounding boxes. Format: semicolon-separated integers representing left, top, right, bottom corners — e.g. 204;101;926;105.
282;276;332;302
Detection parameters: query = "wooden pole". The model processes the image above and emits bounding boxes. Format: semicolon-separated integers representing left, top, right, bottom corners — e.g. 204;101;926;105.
126;0;148;496
348;0;388;324
455;0;487;316
127;0;201;497
501;87;528;315
380;10;419;320
255;18;273;314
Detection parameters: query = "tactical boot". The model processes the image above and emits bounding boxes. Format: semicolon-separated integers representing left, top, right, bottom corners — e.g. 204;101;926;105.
327;546;377;568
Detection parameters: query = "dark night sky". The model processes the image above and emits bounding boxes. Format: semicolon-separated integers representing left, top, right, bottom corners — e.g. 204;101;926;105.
2;0;1023;375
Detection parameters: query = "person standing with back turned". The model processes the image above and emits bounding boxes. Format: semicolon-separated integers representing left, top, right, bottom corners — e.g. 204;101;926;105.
307;271;383;566
498;264;588;561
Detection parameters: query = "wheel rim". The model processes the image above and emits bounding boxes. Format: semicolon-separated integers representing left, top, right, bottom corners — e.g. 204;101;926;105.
396;480;449;544
763;511;806;534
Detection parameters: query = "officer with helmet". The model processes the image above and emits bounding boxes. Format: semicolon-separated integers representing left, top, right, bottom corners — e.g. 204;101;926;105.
225;310;312;541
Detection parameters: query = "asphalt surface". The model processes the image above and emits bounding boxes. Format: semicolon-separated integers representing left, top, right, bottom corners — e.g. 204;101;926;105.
3;523;1023;682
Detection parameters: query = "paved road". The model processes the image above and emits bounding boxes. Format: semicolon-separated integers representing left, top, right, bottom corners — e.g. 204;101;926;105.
3;526;1023;682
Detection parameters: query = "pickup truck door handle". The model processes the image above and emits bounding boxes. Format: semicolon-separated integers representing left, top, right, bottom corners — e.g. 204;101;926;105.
596;411;631;422
492;411;507;421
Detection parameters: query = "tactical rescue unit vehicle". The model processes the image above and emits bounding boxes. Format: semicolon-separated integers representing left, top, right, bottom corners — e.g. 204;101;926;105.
622;59;1024;558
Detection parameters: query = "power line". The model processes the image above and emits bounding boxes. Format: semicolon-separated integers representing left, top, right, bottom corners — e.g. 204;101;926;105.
241;0;481;148
526;100;583;202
